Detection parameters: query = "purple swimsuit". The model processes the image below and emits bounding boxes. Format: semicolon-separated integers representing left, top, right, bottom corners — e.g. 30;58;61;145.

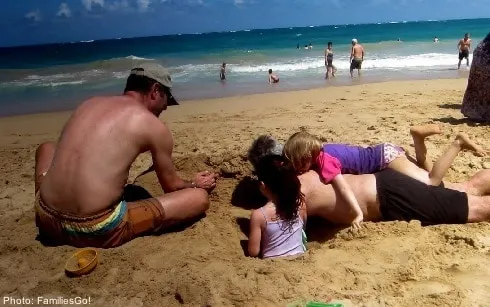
323;143;404;175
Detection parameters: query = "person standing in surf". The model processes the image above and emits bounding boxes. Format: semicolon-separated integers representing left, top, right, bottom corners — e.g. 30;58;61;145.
350;38;364;78
457;33;472;69
324;42;337;79
220;63;226;81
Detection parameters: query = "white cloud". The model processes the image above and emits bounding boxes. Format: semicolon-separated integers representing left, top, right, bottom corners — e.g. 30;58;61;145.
234;0;243;4
25;10;41;22
82;0;105;11
108;0;129;11
57;3;72;18
137;0;151;11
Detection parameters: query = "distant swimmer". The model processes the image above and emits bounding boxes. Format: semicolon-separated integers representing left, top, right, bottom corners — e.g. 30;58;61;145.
434;36;439;43
297;44;300;49
397;38;401;42
268;69;280;84
350;38;365;78
324;42;337;79
220;63;226;81
304;45;309;50
309;43;313;49
457;33;472;69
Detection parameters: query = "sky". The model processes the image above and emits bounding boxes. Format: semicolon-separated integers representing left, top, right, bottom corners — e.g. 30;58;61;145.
1;0;489;47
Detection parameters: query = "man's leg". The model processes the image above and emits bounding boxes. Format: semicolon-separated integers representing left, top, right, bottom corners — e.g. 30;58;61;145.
35;142;56;193
466;56;470;67
124;188;210;242
458;58;462;69
447;169;490;196
467;194;490;222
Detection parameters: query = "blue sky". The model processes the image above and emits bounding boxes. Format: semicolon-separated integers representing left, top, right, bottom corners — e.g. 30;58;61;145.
1;0;489;47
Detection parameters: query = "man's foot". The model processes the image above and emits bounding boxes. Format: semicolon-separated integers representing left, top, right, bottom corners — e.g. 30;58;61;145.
410;124;443;138
455;133;486;157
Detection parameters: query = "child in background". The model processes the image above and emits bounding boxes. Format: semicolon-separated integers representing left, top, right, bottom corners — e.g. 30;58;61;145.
248;155;307;259
268;69;280;84
283;124;485;229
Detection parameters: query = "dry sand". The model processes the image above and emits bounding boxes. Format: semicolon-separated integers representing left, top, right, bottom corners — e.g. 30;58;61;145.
1;79;490;307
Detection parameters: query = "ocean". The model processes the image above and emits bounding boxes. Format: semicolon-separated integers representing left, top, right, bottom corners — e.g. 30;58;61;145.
0;18;488;117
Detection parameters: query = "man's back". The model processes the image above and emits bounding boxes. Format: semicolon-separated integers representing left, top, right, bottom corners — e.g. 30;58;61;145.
40;96;155;215
299;170;379;224
353;44;364;59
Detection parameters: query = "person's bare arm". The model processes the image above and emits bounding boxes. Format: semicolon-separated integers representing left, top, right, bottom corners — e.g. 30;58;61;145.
248;209;263;257
147;121;192;192
361;46;365;61
457;40;462;51
331;174;363;230
350;46;354;61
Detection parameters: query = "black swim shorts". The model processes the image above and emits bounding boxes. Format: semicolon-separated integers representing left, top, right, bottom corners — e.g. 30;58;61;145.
350;59;362;70
375;169;468;225
459;50;469;60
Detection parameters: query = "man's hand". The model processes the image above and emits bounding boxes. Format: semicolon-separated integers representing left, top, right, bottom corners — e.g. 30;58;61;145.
193;171;218;191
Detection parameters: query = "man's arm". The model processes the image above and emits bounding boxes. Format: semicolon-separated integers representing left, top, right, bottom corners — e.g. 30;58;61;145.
361;46;364;61
147;120;195;193
457;40;462;50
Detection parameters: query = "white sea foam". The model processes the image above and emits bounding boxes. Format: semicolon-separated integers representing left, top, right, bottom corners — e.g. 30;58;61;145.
80;40;95;43
125;55;153;61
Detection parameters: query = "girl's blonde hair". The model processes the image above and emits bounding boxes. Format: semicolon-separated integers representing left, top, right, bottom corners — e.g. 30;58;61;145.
283;131;323;172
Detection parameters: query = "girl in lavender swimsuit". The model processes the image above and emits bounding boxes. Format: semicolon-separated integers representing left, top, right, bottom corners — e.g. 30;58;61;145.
248;155;307;259
283;124;485;230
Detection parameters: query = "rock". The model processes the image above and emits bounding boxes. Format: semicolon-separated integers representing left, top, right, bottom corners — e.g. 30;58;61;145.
482;161;490;169
461;32;490;122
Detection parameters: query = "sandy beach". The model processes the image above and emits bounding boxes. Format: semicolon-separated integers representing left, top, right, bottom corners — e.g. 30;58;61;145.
1;78;489;307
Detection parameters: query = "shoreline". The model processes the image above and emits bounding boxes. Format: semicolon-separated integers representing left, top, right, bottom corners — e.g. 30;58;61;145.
0;74;470;118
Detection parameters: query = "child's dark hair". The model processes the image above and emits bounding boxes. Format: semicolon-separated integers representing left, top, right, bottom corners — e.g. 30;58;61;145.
255;155;305;222
268;69;273;74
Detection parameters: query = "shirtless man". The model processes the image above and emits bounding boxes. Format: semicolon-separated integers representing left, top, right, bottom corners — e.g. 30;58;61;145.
457;33;472;69
350;38;364;78
249;136;490;227
34;63;218;248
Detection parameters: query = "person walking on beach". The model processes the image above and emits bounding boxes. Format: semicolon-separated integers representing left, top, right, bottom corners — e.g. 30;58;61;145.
33;63;218;248
324;42;337;79
457;33;472;69
220;63;226;81
350;38;364;78
268;69;280;84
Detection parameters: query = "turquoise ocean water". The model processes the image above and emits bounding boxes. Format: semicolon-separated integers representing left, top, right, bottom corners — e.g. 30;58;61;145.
0;18;488;117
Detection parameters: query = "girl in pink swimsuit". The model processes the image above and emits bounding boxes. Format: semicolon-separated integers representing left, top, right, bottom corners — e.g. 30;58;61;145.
283;128;485;230
248;155;307;259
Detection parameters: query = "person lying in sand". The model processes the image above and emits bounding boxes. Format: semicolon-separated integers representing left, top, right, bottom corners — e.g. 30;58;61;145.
283;125;485;230
34;63;218;248
248;135;490;234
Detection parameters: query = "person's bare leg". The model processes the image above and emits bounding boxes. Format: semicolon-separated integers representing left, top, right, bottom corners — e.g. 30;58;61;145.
467;194;490;222
409;124;443;171
155;188;210;228
446;169;490;196
427;133;485;186
35;142;56;193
